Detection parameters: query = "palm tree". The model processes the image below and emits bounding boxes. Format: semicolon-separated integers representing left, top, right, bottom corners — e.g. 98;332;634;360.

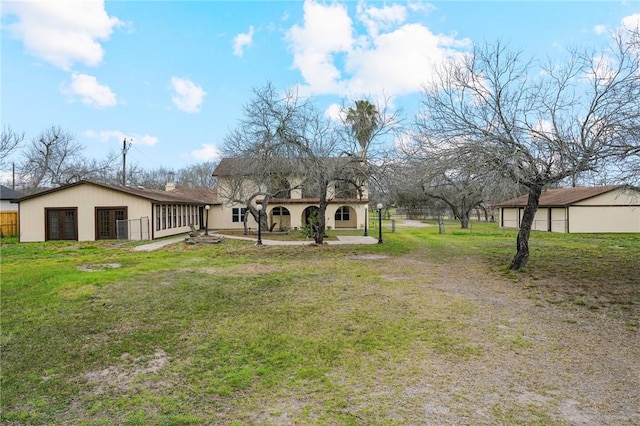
346;100;379;159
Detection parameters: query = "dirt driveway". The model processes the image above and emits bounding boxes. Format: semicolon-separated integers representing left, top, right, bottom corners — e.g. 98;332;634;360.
386;254;640;425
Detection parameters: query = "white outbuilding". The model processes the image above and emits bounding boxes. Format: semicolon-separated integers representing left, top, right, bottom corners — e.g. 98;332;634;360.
497;185;640;233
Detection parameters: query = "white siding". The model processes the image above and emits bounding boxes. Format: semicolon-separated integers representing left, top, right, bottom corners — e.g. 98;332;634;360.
1;200;18;211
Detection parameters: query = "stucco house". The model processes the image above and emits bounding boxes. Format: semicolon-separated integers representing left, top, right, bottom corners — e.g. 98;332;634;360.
497;185;640;233
212;157;370;231
14;180;217;242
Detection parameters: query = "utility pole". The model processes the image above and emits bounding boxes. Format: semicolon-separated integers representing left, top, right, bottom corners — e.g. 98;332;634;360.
122;138;132;186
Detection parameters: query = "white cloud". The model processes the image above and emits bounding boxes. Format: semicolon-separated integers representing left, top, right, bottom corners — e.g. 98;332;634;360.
2;0;123;70
85;130;158;146
621;14;640;32
233;26;255;57
325;103;345;121
593;24;608;35
286;0;354;93
171;77;206;113
190;143;221;161
286;0;470;99
61;73;118;108
356;2;407;37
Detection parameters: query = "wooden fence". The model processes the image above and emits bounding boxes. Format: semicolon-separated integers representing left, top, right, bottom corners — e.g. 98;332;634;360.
0;211;19;237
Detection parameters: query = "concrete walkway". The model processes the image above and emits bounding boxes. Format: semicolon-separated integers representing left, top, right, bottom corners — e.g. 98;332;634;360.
132;233;379;252
131;235;187;252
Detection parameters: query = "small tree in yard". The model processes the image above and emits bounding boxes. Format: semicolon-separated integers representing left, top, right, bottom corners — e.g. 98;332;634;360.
416;30;640;269
396;145;510;229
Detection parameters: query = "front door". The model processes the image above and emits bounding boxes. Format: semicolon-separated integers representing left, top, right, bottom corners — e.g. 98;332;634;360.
46;208;78;241
96;208;127;240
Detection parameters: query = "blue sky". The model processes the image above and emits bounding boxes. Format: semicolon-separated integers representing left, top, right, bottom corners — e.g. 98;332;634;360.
1;1;638;178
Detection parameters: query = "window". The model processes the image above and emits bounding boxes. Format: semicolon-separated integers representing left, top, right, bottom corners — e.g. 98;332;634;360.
232;207;247;223
172;205;177;228
155;205;161;231
271;207;290;216
335;206;350;221
335;181;357;198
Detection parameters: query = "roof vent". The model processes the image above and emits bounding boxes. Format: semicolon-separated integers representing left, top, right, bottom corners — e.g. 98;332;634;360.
137;186;145;190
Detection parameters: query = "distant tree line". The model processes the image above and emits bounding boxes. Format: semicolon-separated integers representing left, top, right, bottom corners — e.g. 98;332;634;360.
0;124;217;194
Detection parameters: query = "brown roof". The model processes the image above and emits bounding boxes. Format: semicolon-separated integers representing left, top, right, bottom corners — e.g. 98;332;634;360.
170;187;220;205
15;180;212;205
212;158;260;177
212;157;355;177
496;185;630;207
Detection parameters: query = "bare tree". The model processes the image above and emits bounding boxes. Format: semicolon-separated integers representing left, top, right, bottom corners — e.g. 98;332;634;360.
1;126;24;169
15;125;122;191
178;161;218;188
222;83;399;243
18;125;87;190
416;30;640;269
127;166;177;190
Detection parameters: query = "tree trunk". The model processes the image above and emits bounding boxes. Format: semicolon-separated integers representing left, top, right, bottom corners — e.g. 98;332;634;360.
315;197;327;244
510;186;542;270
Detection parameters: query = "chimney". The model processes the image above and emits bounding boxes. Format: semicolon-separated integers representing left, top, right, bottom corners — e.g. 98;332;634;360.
165;182;176;192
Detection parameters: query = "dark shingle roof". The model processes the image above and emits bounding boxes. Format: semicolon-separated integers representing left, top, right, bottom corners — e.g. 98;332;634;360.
496;185;633;207
212;157;355;177
0;185;22;201
212;158;261;177
15;180;212;204
170;187;220;205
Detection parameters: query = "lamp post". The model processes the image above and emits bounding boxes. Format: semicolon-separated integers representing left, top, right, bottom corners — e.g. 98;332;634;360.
363;204;368;236
377;203;383;244
256;205;263;245
204;205;210;236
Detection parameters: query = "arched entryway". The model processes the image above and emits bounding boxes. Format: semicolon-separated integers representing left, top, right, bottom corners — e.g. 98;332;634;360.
334;205;356;228
302;206;320;227
270;206;291;230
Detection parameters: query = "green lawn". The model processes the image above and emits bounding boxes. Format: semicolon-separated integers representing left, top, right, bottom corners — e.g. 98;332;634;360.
1;223;638;425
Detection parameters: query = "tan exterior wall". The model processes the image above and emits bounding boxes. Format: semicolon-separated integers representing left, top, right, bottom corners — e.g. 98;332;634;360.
211;202;366;230
569;188;640;233
569;206;640;233
18;184;200;242
500;187;640;233
215;175;368;231
531;208;549;231
550;208;567;233
19;184;151;242
573;188;638;206
210;204;260;230
500;207;520;229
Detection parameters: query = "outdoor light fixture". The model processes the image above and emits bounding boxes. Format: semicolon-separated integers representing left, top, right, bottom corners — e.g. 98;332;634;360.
364;204;369;237
377;202;383;244
204;205;210;236
256;204;263;246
